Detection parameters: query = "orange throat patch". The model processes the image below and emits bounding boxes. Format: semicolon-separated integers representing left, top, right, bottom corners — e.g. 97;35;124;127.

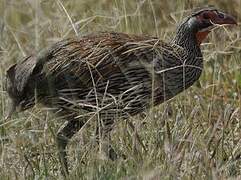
196;31;210;45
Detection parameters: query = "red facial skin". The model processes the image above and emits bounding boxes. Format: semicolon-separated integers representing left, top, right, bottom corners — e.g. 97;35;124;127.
195;10;237;45
196;31;210;45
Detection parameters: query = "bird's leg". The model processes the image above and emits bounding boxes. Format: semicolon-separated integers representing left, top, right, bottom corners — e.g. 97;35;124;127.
56;120;84;176
95;120;117;160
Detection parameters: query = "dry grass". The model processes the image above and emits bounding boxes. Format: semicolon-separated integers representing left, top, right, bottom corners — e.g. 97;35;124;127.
0;0;241;179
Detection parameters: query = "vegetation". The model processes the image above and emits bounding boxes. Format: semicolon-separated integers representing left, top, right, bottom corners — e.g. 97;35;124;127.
0;0;240;179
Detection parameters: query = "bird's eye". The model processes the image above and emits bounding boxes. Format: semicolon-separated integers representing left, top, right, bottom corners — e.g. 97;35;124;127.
218;13;225;19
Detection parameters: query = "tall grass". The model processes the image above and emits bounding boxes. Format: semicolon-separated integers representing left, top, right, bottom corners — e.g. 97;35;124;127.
0;0;240;179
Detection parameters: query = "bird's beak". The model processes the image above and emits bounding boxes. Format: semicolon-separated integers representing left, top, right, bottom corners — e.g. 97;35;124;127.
213;12;237;25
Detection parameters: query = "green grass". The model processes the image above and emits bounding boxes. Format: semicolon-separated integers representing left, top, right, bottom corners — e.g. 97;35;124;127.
0;0;241;179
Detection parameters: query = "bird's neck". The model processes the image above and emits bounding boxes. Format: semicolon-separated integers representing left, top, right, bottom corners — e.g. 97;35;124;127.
172;23;201;54
166;22;204;94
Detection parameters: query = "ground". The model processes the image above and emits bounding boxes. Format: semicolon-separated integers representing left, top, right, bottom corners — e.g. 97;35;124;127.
0;0;240;179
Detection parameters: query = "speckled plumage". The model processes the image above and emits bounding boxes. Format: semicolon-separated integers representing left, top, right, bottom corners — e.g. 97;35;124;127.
6;32;202;121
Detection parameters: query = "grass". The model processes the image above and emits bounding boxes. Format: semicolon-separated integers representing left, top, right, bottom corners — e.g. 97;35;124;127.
0;0;241;179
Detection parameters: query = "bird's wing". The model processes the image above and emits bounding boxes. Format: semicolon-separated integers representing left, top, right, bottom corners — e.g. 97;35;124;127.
42;32;185;88
36;32;186;114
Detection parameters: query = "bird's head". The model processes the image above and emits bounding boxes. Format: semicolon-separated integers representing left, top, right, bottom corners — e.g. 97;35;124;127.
187;7;237;44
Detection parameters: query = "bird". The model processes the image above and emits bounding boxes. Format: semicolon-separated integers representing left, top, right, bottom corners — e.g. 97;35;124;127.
5;7;236;176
